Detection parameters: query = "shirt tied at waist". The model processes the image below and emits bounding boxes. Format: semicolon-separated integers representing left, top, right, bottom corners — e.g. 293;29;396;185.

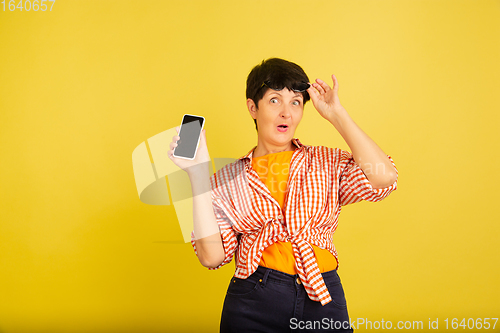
245;218;333;306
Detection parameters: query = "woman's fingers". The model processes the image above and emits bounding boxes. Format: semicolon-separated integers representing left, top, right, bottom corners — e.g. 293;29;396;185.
307;86;320;104
316;78;332;93
201;129;206;145
171;134;180;147
169;132;180;159
331;74;338;91
312;82;326;95
168;127;182;161
307;85;317;97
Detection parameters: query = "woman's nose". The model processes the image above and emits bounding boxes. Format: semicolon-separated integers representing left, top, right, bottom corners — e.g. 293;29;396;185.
280;105;292;118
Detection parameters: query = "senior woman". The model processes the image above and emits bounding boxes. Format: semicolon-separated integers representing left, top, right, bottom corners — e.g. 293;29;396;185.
168;58;398;332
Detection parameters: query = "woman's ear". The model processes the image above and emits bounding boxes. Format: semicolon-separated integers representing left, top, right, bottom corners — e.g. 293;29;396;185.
246;98;258;119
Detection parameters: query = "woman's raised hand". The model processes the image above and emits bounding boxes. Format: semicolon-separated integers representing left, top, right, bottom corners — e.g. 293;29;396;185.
306;74;346;122
168;126;211;174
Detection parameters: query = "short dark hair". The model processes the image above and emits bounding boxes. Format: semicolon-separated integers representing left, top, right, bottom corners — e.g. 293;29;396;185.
246;58;311;131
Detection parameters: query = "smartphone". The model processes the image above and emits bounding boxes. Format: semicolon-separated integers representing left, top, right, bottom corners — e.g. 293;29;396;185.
172;114;205;160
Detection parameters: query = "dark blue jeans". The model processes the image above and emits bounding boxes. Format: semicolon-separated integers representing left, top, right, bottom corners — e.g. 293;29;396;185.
220;266;354;333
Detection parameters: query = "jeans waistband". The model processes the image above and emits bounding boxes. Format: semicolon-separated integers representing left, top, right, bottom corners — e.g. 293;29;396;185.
245;265;338;287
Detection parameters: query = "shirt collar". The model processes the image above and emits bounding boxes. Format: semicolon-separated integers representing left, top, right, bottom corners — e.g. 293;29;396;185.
238;138;306;161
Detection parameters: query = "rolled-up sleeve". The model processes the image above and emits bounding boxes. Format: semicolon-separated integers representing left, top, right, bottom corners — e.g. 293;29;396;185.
190;194;238;270
338;149;398;206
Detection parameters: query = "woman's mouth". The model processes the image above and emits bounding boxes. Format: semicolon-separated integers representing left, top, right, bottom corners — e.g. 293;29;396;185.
277;125;288;132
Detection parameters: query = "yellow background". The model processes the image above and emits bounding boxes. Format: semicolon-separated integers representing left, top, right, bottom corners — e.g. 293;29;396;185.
1;0;499;332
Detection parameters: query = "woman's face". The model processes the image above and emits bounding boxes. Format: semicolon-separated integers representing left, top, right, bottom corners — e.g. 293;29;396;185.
248;88;304;146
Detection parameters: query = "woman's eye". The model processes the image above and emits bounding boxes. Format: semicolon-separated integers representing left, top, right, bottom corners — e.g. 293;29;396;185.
270;98;278;104
292;100;300;106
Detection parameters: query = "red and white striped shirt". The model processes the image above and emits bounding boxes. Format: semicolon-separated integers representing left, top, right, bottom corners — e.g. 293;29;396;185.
191;138;398;305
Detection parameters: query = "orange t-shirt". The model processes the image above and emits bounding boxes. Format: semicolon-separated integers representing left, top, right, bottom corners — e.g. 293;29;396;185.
252;150;338;274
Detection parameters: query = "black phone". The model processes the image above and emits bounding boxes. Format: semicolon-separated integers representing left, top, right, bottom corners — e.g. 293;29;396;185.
172;114;205;160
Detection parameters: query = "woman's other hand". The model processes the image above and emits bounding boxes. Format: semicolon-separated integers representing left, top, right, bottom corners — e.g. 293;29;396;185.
168;126;211;175
307;74;346;122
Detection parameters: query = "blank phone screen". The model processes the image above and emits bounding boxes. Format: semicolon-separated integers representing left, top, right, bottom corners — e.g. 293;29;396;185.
174;115;204;159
